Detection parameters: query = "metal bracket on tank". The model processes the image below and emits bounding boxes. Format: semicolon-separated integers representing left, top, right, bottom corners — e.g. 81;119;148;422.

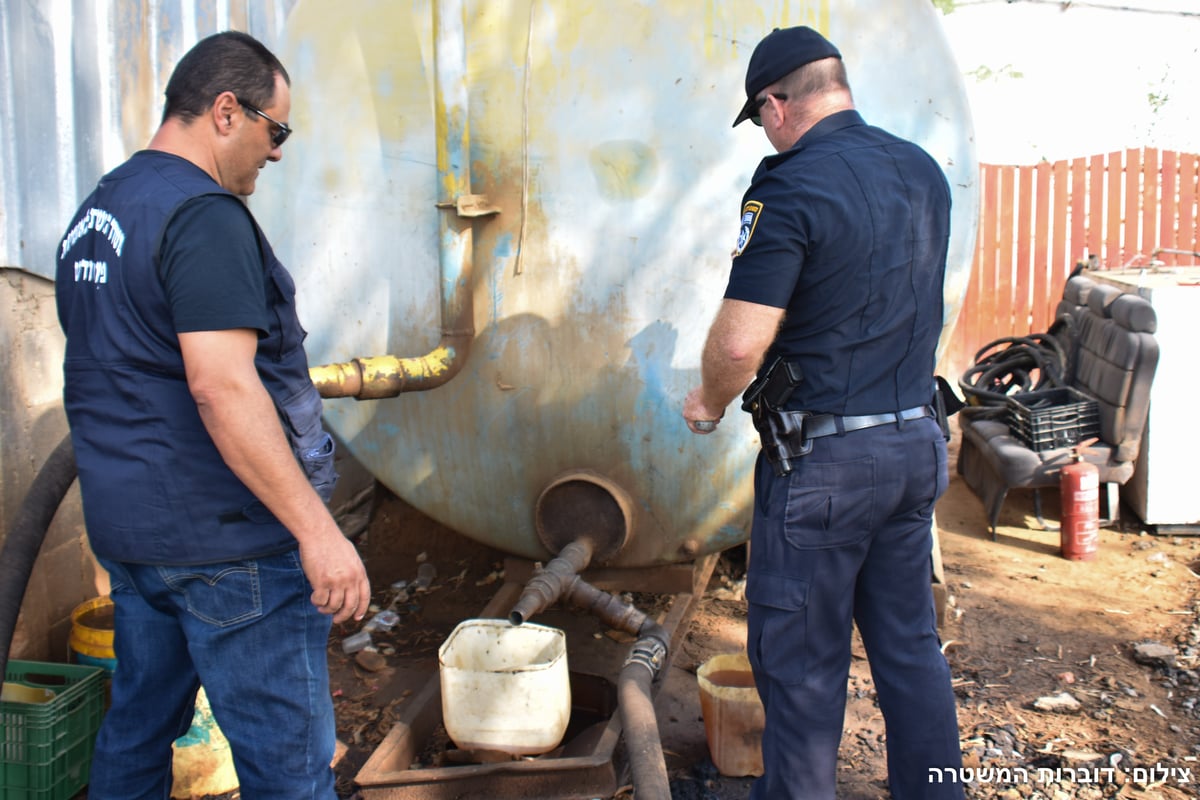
435;194;501;218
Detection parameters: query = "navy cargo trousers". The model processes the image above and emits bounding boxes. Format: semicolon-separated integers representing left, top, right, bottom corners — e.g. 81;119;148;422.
745;415;964;800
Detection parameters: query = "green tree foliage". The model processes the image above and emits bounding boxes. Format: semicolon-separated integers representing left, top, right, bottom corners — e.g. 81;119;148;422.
966;64;1024;83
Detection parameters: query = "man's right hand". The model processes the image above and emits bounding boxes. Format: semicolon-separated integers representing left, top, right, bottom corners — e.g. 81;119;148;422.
299;530;371;625
684;386;725;435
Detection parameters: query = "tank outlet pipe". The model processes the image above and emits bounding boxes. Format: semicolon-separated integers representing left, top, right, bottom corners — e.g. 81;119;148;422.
1;433;78;679
511;470;635;624
534;470;634;563
510;561;674;799
507;539;594;626
563;575;650;635
563;578;672;800
309;342;471;400
308;0;496;401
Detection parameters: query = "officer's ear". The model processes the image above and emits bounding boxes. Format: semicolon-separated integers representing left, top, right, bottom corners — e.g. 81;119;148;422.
764;94;788;128
211;91;240;135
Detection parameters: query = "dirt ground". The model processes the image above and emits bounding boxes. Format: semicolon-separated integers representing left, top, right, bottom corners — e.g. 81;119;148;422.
320;427;1200;800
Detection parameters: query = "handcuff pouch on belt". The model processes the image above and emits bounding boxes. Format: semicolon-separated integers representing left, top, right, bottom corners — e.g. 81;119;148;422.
741;357;807;477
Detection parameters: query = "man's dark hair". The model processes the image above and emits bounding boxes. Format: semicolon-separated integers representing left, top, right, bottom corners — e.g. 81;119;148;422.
161;31;290;124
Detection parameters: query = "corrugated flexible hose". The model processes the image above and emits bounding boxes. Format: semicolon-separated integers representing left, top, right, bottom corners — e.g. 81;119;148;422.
0;433;78;679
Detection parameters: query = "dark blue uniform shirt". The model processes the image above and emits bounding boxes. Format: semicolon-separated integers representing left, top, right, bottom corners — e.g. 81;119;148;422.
725;110;951;416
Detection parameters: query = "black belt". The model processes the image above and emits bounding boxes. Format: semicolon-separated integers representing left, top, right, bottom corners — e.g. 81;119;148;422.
800;405;935;440
755;404;936;477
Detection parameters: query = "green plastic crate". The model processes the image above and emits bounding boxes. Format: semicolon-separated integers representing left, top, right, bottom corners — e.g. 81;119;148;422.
1;660;105;800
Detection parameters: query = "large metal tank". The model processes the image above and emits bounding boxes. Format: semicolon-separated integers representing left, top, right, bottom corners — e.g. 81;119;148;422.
255;0;978;566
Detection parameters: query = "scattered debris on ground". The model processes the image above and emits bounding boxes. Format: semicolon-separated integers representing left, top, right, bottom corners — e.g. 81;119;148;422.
176;444;1200;800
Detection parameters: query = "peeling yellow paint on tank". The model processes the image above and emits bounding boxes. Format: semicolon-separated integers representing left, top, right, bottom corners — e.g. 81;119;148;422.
706;1;833;57
775;2;833;34
589;141;657;202
320;166;341;194
407;346;457;377
435;107;471;190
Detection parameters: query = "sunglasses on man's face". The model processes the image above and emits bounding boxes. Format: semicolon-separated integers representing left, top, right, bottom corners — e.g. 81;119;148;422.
750;93;788;127
237;99;292;147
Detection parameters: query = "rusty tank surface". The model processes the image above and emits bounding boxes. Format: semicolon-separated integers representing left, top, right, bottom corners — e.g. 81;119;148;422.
254;0;978;567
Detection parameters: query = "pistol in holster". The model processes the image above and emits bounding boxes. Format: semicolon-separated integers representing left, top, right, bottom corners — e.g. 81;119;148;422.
741;357;806;477
932;375;965;442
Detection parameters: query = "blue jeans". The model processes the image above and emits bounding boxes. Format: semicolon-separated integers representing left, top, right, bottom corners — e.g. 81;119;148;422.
746;416;964;800
90;550;336;799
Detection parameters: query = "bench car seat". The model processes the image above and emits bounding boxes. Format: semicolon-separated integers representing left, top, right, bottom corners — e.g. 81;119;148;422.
957;280;1159;536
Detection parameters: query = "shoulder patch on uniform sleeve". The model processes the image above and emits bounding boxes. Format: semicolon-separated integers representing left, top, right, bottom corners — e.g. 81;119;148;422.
733;200;763;258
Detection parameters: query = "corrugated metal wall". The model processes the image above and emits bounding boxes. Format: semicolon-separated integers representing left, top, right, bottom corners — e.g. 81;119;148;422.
0;0;291;278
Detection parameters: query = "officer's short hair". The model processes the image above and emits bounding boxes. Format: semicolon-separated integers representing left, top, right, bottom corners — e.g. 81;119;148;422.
162;31;290;124
781;58;851;103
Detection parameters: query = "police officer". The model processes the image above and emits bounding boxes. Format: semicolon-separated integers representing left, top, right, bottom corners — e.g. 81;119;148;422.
683;26;964;800
56;31;369;798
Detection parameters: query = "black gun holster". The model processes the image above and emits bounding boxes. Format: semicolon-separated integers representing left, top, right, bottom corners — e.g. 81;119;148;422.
742;358;806;477
932;375;965;442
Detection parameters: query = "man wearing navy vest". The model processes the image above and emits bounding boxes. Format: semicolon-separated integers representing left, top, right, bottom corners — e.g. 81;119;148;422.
683;27;964;799
56;31;369;798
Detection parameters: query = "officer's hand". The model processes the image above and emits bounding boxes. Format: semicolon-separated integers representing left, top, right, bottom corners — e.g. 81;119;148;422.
300;530;371;624
683;387;724;435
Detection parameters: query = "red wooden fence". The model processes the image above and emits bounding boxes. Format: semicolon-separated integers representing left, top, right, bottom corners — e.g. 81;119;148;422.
938;147;1200;382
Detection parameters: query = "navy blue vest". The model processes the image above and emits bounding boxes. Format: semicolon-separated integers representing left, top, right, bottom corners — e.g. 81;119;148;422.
56;151;335;565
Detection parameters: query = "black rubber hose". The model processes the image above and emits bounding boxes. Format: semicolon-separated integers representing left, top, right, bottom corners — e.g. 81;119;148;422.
959;334;1067;406
617;621;672;800
0;433;77;679
554;577;673;799
970;333;1064;371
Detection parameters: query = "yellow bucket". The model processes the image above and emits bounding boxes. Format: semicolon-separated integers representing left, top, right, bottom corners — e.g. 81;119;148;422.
69;595;117;672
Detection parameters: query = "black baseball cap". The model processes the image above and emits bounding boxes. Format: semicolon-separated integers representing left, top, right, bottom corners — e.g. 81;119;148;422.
732;26;842;127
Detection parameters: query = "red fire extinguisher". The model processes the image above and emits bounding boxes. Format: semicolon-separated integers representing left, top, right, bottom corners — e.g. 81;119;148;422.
1060;438;1100;561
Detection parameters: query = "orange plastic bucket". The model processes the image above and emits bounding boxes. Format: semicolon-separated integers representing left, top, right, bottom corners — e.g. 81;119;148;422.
697;652;765;777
